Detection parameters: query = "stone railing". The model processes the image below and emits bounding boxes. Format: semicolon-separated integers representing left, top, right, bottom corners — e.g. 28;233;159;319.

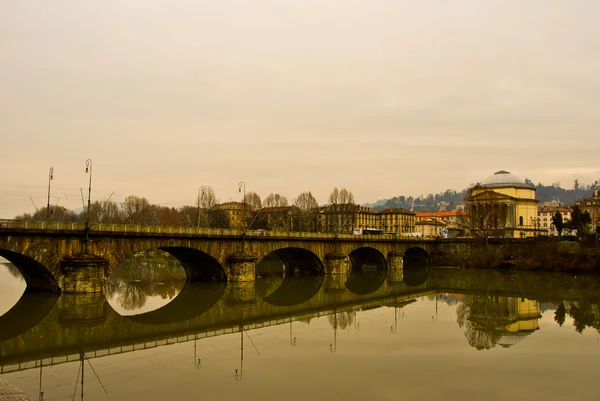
0;219;435;241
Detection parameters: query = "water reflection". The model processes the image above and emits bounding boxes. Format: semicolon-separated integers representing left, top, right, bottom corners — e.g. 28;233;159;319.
3;268;600;399
456;295;541;350
105;252;187;315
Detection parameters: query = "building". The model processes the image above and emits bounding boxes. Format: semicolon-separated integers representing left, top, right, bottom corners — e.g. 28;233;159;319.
378;208;416;235
317;204;416;234
415;218;447;237
213;202;246;229
318;204;378;234
468;170;539;238
574;186;600;233
537;205;572;236
415;211;466;227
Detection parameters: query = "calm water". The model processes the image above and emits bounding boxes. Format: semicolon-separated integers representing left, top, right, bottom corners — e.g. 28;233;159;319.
1;256;600;401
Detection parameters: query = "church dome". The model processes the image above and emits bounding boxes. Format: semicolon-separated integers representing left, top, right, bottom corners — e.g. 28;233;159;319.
480;170;533;189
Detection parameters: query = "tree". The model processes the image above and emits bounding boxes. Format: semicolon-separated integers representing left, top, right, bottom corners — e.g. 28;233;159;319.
461;187;509;238
198;186;217;227
554;301;566;327
328;187;339;205
121;195;152;225
244;192;262;211
295;191;319;232
90;200;122;223
566;205;592;238
263;193;289;208
551;211;564;237
207;209;230;229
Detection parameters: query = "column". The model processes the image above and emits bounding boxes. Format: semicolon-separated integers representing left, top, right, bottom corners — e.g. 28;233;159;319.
227;253;257;282
387;251;404;283
324;253;350;293
59;255;109;293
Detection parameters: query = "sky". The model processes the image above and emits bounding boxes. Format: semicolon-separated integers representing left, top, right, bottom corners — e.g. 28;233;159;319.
1;0;599;218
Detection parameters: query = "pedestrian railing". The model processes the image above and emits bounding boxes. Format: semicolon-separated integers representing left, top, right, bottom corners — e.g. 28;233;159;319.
0;218;435;241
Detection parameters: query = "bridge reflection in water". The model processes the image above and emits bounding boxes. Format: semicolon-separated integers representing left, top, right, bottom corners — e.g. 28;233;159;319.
2;262;600;401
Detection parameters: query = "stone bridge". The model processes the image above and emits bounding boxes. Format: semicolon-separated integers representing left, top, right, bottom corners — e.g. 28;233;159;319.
0;220;534;292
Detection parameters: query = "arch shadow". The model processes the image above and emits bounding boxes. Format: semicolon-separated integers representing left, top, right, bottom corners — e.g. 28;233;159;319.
346;247;387;295
0;250;59;292
403;260;431;287
262;274;324;306
160;247;227;282
403;247;430;265
273;248;325;275
125;281;226;325
0;289;59;342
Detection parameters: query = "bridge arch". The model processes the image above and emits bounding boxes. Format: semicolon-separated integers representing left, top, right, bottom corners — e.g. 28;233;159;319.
160;247;227;282
257;247;325;276
403;247;430;265
345;247;387;295
0;250;59;291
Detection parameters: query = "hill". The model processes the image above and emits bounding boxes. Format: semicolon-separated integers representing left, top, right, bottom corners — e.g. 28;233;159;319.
365;179;597;212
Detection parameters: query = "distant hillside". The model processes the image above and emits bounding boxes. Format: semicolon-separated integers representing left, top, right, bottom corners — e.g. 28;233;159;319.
365;180;597;212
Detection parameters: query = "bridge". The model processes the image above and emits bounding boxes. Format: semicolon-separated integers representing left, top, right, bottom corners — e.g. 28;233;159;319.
0;220;533;293
1;267;599;373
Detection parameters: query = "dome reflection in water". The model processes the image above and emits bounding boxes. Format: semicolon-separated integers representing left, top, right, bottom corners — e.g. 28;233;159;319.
106;251;187;315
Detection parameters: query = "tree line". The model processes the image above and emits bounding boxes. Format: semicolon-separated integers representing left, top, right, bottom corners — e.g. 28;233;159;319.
14;186;356;232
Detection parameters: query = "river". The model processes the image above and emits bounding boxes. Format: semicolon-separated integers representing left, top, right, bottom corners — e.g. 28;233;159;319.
0;255;599;401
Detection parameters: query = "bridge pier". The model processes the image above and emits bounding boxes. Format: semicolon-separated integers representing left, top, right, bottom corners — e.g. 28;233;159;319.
58;255;109;293
324;253;350;293
227;253;257;282
387;251;404;283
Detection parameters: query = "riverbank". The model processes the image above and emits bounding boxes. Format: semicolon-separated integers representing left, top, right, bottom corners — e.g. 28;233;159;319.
453;241;600;273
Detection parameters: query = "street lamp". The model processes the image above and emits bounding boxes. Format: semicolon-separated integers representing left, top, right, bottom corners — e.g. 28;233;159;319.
238;181;246;230
198;186;206;229
47;167;54;220
85;159;92;249
291;198;297;232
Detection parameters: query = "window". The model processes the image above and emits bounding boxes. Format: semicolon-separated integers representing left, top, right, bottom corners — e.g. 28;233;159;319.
519;216;524;226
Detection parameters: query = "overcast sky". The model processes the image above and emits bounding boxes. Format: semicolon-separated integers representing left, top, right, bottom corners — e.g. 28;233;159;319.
1;0;599;218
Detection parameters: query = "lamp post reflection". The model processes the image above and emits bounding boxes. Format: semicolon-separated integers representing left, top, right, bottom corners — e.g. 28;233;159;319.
289;320;296;346
38;359;43;401
234;325;244;381
193;339;201;369
390;306;398;334
46;167;54;220
238;181;246;251
329;311;337;353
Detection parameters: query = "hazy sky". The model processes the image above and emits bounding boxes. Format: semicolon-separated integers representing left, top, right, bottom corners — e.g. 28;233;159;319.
1;0;599;218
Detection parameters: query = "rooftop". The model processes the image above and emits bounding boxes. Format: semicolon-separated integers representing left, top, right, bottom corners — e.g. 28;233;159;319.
480;170;534;190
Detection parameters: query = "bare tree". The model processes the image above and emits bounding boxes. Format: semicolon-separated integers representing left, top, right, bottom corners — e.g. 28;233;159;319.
90;200;122;223
263;193;289;208
121;195;153;225
460;187;509;238
328;187;339;205
339;188;349;204
244;192;262;211
198;186;218;227
295;191;319;232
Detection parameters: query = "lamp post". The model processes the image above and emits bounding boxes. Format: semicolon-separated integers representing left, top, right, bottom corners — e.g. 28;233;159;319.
198;186;206;229
238;181;246;230
47;167;54;220
85;159;92;251
291;198;297;232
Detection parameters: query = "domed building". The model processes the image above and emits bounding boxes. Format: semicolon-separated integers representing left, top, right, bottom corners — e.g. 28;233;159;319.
468;170;538;238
